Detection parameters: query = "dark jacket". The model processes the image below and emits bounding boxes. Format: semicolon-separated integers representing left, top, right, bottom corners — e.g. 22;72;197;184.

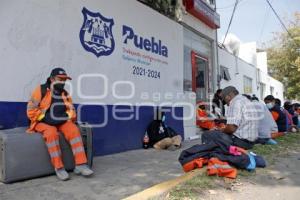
146;120;176;146
212;96;225;116
270;105;287;132
178;131;250;169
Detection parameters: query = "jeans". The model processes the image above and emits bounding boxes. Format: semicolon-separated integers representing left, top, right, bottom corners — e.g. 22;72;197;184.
202;130;254;150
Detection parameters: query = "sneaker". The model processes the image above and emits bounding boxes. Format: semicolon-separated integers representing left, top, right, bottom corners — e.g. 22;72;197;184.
266;139;277;145
74;164;94;177
55;168;69;181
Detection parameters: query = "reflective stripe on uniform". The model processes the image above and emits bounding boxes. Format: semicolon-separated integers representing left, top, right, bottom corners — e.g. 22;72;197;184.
70;137;82;145
27;98;40;109
50;151;61;158
72;146;85;154
208;164;232;169
27;104;38;110
46;140;59;148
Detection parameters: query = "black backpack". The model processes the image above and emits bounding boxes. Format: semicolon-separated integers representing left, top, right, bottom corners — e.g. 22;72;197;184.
146;120;176;147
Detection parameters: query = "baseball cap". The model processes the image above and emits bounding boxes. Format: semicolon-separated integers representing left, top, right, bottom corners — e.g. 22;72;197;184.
50;68;72;80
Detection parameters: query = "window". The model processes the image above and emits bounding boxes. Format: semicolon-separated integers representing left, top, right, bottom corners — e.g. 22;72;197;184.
243;76;253;94
260;83;265;100
209;0;216;6
220;66;231;81
205;0;216;9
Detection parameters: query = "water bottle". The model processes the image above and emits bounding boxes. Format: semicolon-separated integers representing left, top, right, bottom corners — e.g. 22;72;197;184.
143;132;149;149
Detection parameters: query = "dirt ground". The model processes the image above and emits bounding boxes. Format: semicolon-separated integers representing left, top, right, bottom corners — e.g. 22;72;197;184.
202;149;300;200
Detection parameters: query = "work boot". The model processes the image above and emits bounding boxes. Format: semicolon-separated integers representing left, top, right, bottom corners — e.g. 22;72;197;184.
55;168;69;181
74;164;94;176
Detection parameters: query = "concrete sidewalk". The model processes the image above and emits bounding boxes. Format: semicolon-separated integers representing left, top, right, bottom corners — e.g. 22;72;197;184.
0;139;201;200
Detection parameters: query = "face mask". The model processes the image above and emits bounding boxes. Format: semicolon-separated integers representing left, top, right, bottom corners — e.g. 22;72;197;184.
266;103;274;109
161;115;166;122
53;82;65;92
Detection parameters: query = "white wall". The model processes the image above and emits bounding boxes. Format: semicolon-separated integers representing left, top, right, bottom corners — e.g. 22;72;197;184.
219;47;284;103
257;52;268;74
238;42;257;66
0;0;183;106
219;48;259;96
259;72;284;102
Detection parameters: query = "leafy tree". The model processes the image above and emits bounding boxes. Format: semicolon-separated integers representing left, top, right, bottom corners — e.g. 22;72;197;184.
139;0;178;18
267;12;300;100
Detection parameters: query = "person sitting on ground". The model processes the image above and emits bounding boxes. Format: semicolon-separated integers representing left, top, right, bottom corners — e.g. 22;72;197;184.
202;86;259;150
293;103;300;128
285;101;299;132
275;98;294;132
146;110;182;151
264;95;287;137
27;68;93;181
196;101;225;130
251;97;278;145
212;89;225;117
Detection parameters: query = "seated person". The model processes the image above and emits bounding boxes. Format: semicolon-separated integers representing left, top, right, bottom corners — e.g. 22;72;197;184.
212;89;225;117
251;98;278;144
264;95;287;134
196;101;225;130
146;109;182;150
275;99;292;130
284;102;299;132
27;68;93;181
295;104;300;128
202;86;259;150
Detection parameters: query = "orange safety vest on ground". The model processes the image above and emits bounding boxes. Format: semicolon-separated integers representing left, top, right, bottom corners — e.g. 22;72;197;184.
182;158;209;173
207;157;237;179
182;157;237;179
27;85;76;133
196;109;216;130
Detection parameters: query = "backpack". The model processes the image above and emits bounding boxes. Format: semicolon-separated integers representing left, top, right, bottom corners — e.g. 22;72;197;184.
146;120;176;147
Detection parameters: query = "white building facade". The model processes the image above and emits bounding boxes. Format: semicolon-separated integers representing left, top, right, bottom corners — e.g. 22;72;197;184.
219;42;284;103
0;0;221;154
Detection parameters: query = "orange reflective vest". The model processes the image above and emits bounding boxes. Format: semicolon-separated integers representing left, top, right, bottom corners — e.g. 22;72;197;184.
196;109;216;130
182;157;237;179
182;158;209;173
27;85;76;133
207;158;237;179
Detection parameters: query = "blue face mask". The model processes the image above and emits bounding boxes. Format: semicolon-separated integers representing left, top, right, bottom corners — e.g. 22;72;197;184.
266;103;274;109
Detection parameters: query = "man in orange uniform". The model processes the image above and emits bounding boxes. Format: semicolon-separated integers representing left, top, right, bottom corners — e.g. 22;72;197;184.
27;68;93;181
197;102;216;130
196;102;225;130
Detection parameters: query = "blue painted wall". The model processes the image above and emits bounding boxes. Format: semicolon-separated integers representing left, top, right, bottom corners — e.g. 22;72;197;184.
0;102;184;156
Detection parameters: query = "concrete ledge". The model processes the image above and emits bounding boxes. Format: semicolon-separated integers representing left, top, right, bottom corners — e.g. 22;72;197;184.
123;168;205;200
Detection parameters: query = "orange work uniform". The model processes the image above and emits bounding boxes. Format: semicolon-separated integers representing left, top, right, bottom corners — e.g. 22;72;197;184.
197;109;216;130
27;85;87;169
